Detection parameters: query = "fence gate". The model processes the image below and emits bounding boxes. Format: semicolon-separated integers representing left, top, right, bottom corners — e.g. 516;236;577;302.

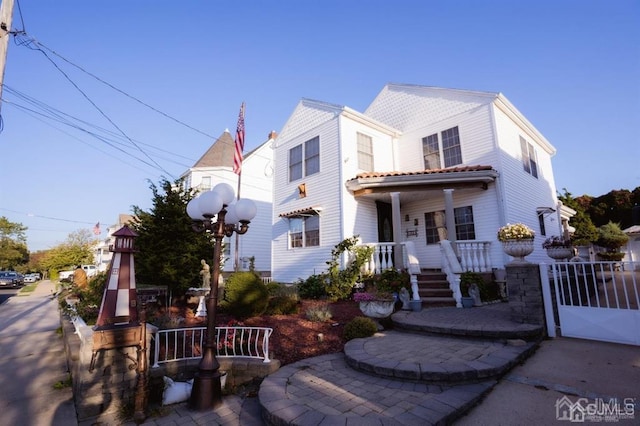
541;261;640;346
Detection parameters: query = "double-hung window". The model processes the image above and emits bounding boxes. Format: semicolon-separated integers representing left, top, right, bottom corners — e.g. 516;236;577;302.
422;126;462;169
357;132;374;171
424;206;476;244
289;136;320;182
288;214;320;248
520;136;538;178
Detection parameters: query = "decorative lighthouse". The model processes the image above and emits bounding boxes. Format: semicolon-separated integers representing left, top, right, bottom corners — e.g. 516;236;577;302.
91;225;143;371
95;225;139;328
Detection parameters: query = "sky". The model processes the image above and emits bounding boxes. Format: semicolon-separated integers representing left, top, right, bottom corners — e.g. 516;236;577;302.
0;0;638;252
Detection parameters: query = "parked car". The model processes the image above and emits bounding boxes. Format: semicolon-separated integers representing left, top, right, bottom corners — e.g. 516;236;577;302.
0;271;22;288
24;275;37;283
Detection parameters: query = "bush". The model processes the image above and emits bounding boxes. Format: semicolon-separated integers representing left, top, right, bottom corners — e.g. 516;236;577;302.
297;274;327;300
266;296;299;315
459;271;485;298
343;316;378;341
58;271;107;325
221;271;269;318
305;303;333;322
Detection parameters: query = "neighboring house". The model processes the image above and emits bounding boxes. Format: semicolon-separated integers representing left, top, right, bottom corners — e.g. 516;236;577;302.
272;83;573;283
181;130;275;274
622;225;640;265
93;214;135;272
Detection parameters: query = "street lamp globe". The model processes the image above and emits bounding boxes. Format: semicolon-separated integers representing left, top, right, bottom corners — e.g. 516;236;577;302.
186;197;205;221
235;198;257;222
197;190;223;218
212;182;235;205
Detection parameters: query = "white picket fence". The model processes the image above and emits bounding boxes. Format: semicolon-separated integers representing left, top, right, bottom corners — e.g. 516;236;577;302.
151;326;273;368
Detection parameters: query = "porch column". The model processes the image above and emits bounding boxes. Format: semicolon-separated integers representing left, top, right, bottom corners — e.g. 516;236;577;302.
390;192;403;268
443;189;456;244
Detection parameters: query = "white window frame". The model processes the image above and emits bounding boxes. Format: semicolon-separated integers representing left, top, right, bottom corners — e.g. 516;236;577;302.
288;214;320;248
422;126;462;169
289;136;320;182
520;136;539;178
357;132;374;171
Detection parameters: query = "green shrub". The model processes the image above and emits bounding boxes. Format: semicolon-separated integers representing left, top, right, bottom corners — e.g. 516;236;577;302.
297;274;327;300
221;271;269;318
459;271;485;297
343;316;378;341
266;296;299;315
325;237;375;301
305;303;333;322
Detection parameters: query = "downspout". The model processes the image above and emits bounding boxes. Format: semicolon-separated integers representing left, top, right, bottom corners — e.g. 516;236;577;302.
337;114;345;267
489;101;508;267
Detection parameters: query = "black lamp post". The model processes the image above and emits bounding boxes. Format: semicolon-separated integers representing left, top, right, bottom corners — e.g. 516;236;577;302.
185;182;257;411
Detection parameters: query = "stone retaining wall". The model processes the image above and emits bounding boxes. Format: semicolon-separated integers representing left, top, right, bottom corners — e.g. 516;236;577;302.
61;314;280;423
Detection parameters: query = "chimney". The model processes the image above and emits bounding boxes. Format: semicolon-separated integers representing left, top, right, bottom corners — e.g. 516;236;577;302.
268;130;278;140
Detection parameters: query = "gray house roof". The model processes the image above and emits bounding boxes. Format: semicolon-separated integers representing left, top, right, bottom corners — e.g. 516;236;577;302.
192;131;235;168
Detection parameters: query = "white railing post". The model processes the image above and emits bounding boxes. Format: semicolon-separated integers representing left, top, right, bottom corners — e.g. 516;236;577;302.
539;263;556;338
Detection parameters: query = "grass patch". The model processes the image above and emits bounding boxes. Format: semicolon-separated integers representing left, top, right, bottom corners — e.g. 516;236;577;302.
53;375;72;390
19;283;38;294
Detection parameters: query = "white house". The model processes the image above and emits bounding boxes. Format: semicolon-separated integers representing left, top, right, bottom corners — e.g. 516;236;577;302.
181;130;274;274
271;84;573;283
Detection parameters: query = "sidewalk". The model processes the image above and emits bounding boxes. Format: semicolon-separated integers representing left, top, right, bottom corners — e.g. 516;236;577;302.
0;280;77;426
455;337;640;424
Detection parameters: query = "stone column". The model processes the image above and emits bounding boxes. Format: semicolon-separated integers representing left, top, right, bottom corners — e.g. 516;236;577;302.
506;263;545;326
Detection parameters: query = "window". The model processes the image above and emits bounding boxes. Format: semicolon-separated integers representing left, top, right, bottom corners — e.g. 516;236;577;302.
357;132;374;171
422;126;462;169
520;136;538;178
289;214;320;248
454;206;476;240
201;176;211;191
289;136;320;181
424;206;475;244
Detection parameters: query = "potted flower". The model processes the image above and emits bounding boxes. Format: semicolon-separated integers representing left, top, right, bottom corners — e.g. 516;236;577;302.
542;236;573;260
353;270;404;319
497;223;535;263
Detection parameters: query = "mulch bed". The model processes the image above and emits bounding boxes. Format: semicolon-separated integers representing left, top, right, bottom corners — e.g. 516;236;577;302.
170;299;365;366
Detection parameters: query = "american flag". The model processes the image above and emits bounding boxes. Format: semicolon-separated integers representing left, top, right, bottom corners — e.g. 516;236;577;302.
93;222;101;235
233;102;245;175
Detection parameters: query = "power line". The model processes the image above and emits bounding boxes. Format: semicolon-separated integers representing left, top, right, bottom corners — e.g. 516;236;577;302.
0;207;98;225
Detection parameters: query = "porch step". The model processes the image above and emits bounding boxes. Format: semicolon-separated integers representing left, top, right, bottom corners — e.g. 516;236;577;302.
416;270;456;307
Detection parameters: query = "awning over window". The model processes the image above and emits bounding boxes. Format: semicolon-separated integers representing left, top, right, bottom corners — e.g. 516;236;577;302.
279;206;323;218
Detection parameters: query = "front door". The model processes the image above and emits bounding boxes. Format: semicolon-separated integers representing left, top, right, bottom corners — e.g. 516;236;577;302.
376;201;393;242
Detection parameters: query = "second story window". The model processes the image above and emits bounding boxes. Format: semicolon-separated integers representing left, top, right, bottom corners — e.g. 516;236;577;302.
289;136;320;182
357;132;374;171
201;176;211;191
520;136;538;178
422;126;462;170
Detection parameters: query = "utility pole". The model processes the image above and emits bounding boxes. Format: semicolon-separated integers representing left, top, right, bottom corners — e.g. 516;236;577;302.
0;0;14;115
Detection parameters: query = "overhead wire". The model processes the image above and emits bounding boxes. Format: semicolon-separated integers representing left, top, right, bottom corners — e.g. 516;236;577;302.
2;84;194;170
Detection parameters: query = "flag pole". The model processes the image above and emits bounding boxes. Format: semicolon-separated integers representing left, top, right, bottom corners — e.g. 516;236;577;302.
232;102;245;272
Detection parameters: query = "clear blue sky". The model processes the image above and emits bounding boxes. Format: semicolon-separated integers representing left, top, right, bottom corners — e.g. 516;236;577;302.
1;0;638;252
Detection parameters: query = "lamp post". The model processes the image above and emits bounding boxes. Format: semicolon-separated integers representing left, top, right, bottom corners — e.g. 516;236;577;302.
185;182;257;411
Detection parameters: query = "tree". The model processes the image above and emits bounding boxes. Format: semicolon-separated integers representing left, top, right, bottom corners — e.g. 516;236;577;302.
131;178;214;296
0;216;29;269
558;189;598;245
40;230;95;277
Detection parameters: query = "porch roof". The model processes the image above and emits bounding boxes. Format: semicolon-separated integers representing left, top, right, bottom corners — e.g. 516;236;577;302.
345;165;498;197
278;206;323;218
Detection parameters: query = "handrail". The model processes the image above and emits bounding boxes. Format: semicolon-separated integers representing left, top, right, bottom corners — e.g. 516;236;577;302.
151;326;273;368
440;240;463;307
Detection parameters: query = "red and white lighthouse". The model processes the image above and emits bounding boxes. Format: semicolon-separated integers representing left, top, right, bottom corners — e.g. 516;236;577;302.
95;225;139;329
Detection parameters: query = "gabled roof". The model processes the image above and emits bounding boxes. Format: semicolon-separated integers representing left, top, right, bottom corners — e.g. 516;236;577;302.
192;131;235;168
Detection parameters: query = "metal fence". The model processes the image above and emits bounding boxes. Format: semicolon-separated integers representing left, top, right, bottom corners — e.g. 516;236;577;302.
151;326;273;368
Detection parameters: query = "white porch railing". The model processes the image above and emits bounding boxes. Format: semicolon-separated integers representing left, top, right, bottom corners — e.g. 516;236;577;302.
456;240;492;272
151;326;273;368
440;240;463;307
359;242;421;301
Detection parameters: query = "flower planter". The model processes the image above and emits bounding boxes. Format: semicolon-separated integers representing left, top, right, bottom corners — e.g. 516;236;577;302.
461;297;474;308
545;247;573;261
358;300;395;318
502;239;534;264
